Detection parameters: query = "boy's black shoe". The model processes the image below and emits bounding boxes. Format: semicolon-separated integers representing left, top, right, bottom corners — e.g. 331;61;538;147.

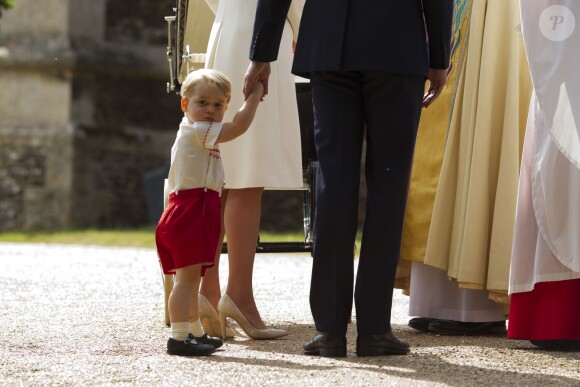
193;333;223;348
167;334;216;356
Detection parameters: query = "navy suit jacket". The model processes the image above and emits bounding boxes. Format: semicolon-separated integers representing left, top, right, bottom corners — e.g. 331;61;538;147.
250;0;453;78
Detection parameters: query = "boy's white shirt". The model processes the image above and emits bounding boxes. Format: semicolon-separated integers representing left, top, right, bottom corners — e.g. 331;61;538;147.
166;116;225;195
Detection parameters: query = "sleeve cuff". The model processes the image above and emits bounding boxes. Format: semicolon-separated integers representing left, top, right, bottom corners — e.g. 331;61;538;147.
193;121;223;149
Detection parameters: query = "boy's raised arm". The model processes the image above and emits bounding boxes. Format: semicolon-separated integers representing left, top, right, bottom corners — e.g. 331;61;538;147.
217;82;264;143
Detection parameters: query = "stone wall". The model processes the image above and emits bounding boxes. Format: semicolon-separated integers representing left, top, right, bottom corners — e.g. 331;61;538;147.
0;0;178;231
0;127;61;230
71;126;172;228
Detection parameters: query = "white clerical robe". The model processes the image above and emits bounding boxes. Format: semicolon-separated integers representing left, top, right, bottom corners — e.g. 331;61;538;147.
509;0;580;294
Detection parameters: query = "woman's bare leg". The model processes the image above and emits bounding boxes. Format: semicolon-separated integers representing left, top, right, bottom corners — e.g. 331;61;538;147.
224;187;266;329
199;190;228;310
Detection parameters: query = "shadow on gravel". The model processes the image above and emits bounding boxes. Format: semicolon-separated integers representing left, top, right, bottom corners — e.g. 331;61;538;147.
214;322;580;386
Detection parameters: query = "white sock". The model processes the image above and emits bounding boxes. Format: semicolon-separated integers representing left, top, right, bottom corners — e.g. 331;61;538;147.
171;322;190;341
189;319;204;337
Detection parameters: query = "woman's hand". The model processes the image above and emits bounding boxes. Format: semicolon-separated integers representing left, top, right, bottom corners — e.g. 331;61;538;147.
244;61;271;100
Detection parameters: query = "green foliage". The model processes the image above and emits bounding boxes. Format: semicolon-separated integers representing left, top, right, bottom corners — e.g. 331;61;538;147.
0;0;14;19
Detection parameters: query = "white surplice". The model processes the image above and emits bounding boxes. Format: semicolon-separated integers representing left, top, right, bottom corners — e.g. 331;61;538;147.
409;262;506;322
509;0;580;294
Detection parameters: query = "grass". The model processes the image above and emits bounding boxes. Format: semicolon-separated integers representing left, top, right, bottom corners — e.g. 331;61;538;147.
0;228;311;249
0;229;362;252
0;228;157;248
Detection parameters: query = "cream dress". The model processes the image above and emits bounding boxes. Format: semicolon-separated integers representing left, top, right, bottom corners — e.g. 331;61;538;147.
204;0;303;189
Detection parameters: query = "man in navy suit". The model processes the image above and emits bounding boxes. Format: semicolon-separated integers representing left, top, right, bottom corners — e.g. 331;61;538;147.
244;0;453;357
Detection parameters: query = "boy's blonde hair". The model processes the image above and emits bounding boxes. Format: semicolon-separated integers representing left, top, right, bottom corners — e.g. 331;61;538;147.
180;69;232;103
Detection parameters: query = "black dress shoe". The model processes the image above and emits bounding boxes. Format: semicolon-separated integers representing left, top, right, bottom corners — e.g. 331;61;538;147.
356;332;410;356
408;317;437;332
530;340;580;351
303;332;347;357
428;320;506;336
167;334;216;356
193;333;223;348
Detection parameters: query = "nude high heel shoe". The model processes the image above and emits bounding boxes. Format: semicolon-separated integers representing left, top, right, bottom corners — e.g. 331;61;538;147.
218;293;287;340
198;294;235;339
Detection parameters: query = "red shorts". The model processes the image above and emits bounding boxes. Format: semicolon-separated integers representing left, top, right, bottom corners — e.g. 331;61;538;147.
156;188;221;275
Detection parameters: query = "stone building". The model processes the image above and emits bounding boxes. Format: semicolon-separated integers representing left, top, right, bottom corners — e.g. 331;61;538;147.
0;0;179;231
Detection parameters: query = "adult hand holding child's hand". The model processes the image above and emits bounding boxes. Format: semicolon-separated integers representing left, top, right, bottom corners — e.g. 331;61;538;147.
244;61;270;100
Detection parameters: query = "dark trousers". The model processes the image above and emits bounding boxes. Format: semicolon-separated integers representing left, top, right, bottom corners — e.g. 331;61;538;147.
309;71;425;335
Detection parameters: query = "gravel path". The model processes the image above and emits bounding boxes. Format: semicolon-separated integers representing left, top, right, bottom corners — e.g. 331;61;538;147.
0;243;578;386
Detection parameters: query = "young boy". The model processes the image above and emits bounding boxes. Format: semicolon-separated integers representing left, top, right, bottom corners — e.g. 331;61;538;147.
156;69;264;356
